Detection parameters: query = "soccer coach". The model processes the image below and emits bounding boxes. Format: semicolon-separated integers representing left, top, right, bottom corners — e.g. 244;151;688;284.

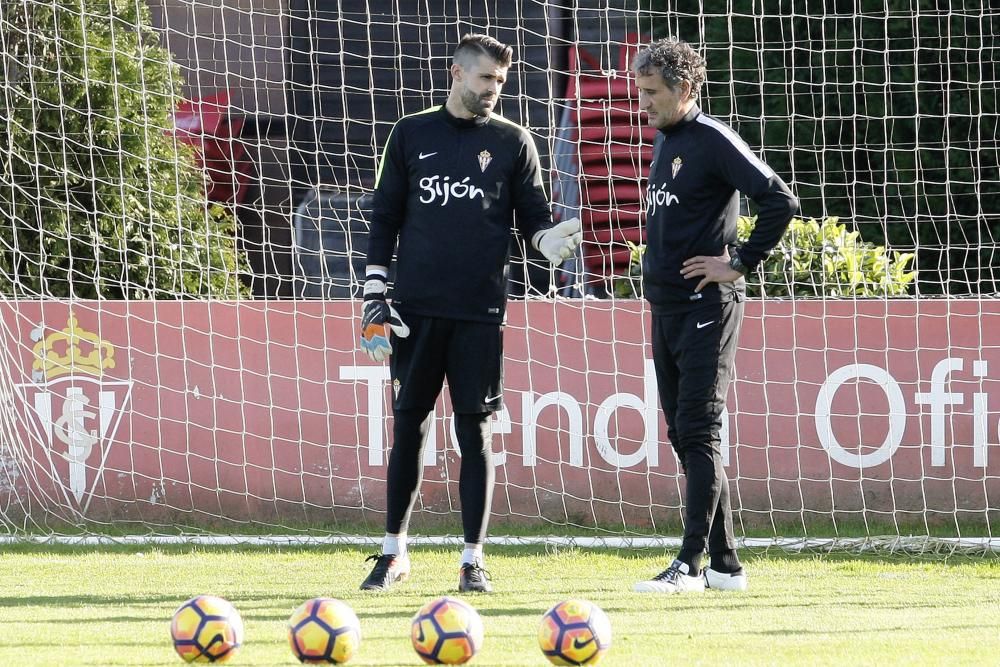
630;37;798;594
358;33;582;593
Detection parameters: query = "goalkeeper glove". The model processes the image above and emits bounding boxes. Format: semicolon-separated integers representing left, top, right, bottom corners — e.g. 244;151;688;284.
359;272;409;362
533;217;583;266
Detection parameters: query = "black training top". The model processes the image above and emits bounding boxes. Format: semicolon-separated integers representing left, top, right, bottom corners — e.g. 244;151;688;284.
367;105;552;323
642;106;798;310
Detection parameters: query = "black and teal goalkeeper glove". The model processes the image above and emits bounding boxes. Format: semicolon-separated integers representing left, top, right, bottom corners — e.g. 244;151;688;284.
359;272;409;362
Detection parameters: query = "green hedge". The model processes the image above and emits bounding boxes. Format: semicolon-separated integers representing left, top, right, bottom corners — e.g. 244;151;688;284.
0;0;246;298
614;216;916;298
738;216;915;298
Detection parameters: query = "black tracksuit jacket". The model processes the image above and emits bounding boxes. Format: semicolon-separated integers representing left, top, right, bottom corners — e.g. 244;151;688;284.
367;105;552;323
642;106;798;310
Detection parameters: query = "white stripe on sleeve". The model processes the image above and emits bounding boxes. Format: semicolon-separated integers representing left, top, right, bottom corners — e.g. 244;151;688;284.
696;115;775;179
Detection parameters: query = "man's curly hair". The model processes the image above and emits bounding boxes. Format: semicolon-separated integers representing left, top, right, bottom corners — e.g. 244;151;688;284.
632;37;706;100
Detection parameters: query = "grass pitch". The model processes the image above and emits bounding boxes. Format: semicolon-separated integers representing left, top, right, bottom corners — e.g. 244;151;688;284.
0;543;997;666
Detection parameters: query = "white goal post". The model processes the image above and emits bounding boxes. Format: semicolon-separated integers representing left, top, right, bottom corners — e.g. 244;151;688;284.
0;1;997;553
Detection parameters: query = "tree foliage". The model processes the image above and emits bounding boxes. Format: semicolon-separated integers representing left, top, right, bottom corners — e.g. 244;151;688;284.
638;0;995;295
0;0;246;298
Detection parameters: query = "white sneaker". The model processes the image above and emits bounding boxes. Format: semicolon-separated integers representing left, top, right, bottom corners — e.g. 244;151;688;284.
633;559;705;594
704;567;748;591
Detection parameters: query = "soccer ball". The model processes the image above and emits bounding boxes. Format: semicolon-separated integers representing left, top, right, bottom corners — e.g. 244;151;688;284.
287;597;362;664
410;596;484;665
170;595;244;663
537;599;612;666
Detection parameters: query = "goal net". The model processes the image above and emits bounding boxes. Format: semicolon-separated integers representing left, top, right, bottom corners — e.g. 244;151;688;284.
0;0;996;552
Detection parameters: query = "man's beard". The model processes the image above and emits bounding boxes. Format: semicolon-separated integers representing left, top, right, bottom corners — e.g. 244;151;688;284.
461;88;491;116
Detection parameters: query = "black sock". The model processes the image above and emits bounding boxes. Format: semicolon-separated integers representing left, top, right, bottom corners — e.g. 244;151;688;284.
710;549;742;574
676;549;703;575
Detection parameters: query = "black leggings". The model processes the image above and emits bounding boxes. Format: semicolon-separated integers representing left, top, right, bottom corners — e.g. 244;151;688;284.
385;410;495;544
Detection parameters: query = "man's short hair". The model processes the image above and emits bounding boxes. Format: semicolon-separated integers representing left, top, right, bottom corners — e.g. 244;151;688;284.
632;37;706;100
453;33;512;69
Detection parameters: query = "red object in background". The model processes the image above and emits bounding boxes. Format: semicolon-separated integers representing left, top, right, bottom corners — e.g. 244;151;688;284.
567;34;657;281
171;90;252;206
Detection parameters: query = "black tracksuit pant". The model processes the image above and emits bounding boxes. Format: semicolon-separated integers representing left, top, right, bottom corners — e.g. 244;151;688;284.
651;298;743;557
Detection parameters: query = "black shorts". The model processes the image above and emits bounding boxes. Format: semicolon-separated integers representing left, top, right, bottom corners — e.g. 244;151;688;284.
390;314;504;414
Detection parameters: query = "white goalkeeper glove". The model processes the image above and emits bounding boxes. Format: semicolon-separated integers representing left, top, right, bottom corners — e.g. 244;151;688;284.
359;272;409;362
533;217;583;266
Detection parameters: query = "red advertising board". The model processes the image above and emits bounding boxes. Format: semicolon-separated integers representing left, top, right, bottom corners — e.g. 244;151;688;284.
1;300;997;531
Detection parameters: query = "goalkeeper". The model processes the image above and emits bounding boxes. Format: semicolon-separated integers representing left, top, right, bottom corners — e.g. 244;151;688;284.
358;33;582;594
630;38;797;594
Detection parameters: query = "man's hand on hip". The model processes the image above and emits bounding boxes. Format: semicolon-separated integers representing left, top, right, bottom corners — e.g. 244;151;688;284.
681;251;744;293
